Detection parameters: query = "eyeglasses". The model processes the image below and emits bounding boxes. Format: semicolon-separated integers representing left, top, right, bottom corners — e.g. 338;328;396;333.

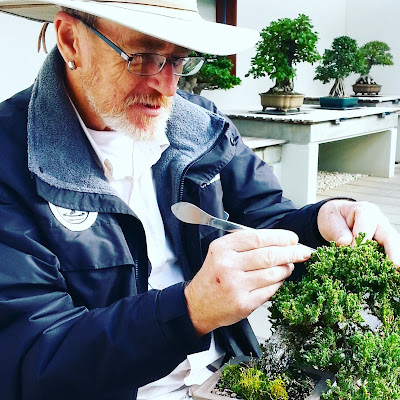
80;21;206;77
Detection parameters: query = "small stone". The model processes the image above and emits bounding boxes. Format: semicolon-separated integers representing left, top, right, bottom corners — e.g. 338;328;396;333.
317;170;367;192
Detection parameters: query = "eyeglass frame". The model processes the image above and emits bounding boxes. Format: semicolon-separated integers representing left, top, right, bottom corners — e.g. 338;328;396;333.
78;19;206;77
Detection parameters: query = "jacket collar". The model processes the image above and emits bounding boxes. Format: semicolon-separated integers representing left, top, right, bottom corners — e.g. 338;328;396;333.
27;47;115;197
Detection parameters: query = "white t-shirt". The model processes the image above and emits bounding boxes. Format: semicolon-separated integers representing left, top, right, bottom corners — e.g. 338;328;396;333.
76;115;224;399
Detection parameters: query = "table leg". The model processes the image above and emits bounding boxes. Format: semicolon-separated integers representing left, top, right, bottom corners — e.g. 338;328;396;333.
280;142;319;207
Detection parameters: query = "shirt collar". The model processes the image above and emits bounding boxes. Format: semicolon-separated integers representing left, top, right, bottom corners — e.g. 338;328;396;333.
70;100;170;181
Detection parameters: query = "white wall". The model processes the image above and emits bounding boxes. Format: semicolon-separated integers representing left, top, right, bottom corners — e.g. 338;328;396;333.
0;13;56;101
203;0;400;110
0;1;399;107
346;0;400;95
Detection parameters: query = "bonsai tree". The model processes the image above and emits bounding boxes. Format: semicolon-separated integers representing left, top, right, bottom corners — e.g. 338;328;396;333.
216;234;400;399
246;14;320;94
269;234;400;399
178;54;241;95
355;41;394;85
314;36;360;97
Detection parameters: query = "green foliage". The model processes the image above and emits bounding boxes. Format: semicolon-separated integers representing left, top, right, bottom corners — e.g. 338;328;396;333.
178;54;241;95
314;36;360;83
246;14;320;93
220;363;288;400
269;234;400;399
314;36;361;97
356;41;394;83
196;55;241;91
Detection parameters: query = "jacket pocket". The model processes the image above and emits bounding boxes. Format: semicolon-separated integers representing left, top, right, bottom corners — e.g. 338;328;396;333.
46;213;134;271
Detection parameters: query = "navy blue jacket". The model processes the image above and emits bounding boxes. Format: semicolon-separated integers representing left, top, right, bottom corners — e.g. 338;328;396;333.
0;48;327;400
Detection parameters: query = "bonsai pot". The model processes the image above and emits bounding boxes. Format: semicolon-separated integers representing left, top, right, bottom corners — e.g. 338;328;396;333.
260;92;305;112
192;356;335;400
320;96;358;109
352;83;382;95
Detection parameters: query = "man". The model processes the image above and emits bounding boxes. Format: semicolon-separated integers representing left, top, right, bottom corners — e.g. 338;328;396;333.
0;1;398;399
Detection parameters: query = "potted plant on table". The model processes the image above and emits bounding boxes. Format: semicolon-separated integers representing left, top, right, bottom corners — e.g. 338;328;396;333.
192;234;400;399
314;36;360;109
178;54;241;95
246;14;320;112
352;41;394;95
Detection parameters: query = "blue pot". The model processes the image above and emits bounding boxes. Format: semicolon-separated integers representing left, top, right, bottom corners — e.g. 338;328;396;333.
320;96;359;109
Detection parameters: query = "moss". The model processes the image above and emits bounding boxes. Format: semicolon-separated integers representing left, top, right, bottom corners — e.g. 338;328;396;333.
220;363;288;400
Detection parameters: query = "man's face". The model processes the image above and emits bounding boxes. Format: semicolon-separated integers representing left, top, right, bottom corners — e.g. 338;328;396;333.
77;19;187;140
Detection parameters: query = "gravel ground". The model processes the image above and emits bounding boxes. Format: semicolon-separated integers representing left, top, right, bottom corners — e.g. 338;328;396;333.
317;171;367;192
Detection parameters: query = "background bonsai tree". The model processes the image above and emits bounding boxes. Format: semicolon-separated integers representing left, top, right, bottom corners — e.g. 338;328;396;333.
269;234;400;399
246;14;320;94
355;40;394;85
314;35;360;97
178;54;241;95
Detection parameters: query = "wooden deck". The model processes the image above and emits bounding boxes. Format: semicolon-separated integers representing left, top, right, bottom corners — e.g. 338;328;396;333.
316;164;400;233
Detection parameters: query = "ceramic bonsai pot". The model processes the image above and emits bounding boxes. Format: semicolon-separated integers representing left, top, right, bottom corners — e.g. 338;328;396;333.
260;93;305;112
319;96;358;109
192;356;335;400
352;83;382;95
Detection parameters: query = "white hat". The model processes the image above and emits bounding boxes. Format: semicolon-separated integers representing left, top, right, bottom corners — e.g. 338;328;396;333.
0;0;259;55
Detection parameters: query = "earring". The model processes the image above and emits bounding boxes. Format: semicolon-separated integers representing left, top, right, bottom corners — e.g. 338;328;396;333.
68;60;77;71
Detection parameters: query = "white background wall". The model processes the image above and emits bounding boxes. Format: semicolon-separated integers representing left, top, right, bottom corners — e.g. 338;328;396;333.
1;0;399;108
204;0;400;110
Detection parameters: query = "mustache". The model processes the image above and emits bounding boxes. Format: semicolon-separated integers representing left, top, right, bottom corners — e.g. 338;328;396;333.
125;93;172;109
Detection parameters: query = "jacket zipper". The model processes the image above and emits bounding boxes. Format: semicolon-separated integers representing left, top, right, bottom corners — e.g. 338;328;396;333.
177;121;230;202
177;122;231;277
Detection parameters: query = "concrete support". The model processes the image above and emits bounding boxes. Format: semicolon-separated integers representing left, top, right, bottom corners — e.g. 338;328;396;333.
281;143;319;207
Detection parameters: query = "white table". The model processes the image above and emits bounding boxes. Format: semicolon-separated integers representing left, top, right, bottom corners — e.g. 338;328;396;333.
226;106;399;207
305;96;400;161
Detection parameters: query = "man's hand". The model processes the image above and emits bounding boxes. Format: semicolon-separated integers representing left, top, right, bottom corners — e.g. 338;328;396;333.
184;229;312;336
317;199;400;265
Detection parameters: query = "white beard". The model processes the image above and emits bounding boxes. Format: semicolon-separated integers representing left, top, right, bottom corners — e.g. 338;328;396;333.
101;106;171;142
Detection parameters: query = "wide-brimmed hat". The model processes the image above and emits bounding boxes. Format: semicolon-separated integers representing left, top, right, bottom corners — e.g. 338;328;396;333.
0;0;259;55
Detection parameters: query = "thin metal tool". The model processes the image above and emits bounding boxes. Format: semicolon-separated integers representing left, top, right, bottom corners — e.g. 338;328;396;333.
171;202;316;252
171;201;249;232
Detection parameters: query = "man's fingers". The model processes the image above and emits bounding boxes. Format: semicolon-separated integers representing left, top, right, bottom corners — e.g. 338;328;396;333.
245;264;294;289
373;223;400;267
350;202;381;244
318;200;400;266
218;228;299;252
237;245;311;271
247;281;286;310
317;201;353;245
318;200;379;246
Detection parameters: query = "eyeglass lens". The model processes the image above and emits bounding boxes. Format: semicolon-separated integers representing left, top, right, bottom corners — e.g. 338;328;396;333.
128;54;204;76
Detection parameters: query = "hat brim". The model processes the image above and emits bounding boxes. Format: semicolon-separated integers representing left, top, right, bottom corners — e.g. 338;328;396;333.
0;0;259;55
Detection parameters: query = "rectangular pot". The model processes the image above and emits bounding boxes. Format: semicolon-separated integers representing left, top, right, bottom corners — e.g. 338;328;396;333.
320;96;359;109
192;356;335;400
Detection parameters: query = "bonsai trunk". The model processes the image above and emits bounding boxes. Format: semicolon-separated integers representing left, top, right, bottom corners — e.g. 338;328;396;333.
193;84;208;95
178;76;198;94
269;78;294;94
355;74;377;85
329;78;349;97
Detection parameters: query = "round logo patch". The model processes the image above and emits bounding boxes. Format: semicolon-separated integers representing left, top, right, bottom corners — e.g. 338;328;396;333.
48;203;98;232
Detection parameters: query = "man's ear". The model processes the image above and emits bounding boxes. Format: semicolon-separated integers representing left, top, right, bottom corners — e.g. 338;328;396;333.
54;11;83;68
